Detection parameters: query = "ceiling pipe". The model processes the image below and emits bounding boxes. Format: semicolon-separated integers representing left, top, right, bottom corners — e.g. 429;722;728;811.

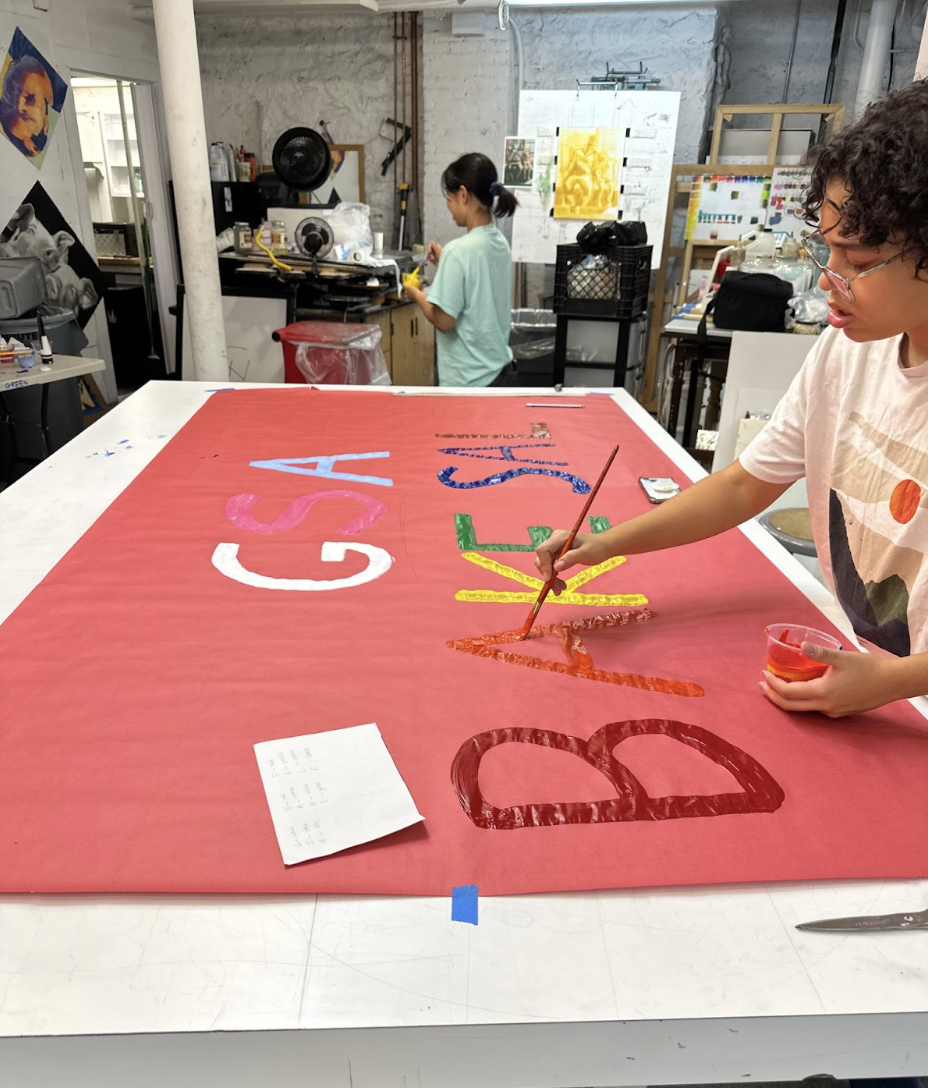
782;0;802;102
855;0;899;117
919;10;928;75
818;0;847;139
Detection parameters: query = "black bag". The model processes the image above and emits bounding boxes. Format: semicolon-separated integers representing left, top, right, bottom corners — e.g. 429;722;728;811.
576;219;648;255
698;271;792;342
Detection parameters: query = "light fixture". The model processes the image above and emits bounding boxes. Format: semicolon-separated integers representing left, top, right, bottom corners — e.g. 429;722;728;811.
508;0;746;6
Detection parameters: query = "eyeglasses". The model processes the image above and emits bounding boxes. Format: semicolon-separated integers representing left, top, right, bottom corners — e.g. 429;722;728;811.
800;231;903;302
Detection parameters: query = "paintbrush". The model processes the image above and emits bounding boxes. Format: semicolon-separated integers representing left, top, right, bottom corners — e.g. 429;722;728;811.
515;444;620;642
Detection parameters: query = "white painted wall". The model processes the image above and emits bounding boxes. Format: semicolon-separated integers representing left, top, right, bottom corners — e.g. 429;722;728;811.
196;6;719;253
420;12;511;247
421;5;718;256
197;13;398;240
0;0;162;404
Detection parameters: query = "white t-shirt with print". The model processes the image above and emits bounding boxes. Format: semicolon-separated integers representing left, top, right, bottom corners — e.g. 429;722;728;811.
739;325;928;657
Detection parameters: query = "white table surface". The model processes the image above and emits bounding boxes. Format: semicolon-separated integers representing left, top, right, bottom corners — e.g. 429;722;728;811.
2;381;927;1088
0;353;105;394
663;318;734;340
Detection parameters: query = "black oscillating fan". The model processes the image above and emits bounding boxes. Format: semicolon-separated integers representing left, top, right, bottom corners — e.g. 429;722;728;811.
263;127;333;207
294;216;334;274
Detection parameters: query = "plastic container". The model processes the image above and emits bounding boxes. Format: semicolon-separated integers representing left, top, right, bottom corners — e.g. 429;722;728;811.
0;306;88;356
273;320;390;385
744;229;777;259
764;623;842;682
208;142;230;182
509;308;556;386
0;257;45;320
772;256;813;295
553;244;652;319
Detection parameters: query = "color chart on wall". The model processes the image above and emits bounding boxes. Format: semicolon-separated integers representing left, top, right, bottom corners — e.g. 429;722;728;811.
0;390;926;896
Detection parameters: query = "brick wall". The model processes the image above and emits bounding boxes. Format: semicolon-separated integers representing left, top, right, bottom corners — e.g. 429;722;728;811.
197;13;399;238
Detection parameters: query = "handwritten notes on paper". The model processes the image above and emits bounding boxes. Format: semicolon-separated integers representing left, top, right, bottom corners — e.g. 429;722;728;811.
254;723;424;866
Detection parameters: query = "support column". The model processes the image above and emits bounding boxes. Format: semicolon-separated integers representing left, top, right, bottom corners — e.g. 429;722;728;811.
917;3;928;79
152;0;228;381
854;0;899;118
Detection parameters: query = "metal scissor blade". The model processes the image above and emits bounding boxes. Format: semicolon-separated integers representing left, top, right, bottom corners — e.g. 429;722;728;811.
796;908;928;932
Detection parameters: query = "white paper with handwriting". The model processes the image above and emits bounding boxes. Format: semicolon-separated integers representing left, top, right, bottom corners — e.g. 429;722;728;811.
254;722;424;865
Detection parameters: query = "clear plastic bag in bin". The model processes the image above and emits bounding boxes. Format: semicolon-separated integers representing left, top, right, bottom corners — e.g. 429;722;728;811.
274;320;391;385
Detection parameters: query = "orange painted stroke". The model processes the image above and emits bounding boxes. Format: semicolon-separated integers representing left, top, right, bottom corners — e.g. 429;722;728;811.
447;611;705;698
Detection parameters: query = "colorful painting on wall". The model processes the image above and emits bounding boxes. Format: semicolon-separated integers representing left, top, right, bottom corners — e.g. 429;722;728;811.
553;128;623;221
685;174;772;241
503;137;536;189
0;27;68;168
765;167;813;239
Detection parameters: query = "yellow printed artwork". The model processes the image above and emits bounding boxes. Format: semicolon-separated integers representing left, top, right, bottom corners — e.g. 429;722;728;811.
553;128;622;221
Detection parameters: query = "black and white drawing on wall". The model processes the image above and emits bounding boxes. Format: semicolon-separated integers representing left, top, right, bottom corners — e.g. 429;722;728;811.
0;182;105;327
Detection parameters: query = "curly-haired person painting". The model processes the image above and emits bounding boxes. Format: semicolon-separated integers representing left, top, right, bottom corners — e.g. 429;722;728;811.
537;82;928;720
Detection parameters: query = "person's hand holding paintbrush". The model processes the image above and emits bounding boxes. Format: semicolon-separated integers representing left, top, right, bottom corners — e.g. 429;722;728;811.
534;528;616;597
516;445;619;640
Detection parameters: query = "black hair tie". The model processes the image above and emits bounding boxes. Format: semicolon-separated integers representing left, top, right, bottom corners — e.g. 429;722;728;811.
489;181;502;198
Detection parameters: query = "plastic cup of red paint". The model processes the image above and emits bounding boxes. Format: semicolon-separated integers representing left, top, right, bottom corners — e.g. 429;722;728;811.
764;623;842;682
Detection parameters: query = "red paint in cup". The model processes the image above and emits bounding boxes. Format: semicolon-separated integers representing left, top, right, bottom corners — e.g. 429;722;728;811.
764;623;842;682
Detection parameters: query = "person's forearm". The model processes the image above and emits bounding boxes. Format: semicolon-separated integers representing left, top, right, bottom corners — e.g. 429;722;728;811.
410;292;454;332
880;650;928;701
598;461;789;557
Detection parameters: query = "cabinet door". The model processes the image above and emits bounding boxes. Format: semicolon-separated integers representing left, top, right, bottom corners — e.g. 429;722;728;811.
390;308;419;386
412;314;435;386
392;308;434;386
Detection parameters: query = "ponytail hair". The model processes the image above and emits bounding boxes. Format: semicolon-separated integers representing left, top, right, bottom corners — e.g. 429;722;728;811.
441;152;519;218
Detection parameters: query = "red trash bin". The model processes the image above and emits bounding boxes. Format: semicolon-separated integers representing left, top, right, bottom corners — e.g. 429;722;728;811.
272;321;389;385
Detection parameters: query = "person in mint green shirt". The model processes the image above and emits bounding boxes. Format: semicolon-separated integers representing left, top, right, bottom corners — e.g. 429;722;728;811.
404;153;518;386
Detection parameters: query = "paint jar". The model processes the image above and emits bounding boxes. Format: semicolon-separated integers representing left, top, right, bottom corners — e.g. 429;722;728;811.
271;220;288;256
233;222;253;255
764;623;842;682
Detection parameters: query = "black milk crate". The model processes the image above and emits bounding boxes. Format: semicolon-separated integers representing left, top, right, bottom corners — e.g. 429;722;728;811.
553;243;653;319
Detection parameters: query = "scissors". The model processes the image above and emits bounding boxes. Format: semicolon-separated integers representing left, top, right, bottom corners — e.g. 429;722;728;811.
796;906;928;932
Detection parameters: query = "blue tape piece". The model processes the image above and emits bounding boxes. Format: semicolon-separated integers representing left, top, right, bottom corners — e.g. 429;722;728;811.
451;884;479;925
206;387;237;392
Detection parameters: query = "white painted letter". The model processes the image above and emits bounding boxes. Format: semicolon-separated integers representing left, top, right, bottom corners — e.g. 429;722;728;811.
212;541;393;591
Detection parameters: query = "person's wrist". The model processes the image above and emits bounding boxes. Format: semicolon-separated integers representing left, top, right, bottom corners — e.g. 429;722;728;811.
886;653;928;701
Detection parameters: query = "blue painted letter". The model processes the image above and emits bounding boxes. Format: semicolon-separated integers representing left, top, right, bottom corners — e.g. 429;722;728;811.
438;466;590;493
250;452;393;487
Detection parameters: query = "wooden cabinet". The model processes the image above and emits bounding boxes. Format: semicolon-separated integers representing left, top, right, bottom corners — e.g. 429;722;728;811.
366;302;434;386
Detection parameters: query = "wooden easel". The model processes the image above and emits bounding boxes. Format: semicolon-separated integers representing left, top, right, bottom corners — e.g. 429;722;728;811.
641;102;845;411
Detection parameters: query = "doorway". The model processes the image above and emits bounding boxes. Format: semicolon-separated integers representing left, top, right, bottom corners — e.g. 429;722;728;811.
71;75;178;396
